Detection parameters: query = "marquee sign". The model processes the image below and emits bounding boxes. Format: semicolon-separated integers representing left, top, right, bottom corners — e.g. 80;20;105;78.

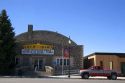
22;49;54;55
21;44;54;55
23;44;53;50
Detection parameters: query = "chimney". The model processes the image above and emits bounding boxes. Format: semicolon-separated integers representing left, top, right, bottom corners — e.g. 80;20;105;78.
28;24;33;32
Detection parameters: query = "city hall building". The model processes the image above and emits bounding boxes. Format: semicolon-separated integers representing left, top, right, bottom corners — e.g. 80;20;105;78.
15;25;83;75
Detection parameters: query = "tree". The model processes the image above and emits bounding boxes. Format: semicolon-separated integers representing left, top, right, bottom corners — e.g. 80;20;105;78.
0;9;16;75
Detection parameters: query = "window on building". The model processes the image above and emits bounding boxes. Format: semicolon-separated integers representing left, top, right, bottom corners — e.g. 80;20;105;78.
64;59;66;65
67;59;70;65
57;59;60;65
56;58;70;66
109;61;113;70
100;61;103;67
60;59;62;65
23;57;30;66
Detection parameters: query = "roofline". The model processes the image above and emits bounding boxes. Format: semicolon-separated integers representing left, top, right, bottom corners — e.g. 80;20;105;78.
86;52;125;57
15;30;77;45
15;30;57;37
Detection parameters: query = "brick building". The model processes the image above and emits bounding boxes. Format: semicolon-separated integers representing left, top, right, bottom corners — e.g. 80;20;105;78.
15;25;83;75
84;52;125;76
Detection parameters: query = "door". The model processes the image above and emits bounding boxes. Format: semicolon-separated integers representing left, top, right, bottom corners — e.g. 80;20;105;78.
34;59;43;71
90;66;104;76
121;62;125;76
39;59;43;70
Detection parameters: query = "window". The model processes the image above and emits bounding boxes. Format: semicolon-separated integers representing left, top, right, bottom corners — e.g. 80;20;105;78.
64;59;66;65
56;58;70;66
109;61;113;70
100;61;103;67
67;59;69;65
60;59;62;65
23;57;30;66
57;59;60;65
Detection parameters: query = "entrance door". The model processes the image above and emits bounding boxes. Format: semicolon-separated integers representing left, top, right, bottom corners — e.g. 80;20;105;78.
121;62;125;76
39;59;43;70
34;59;43;71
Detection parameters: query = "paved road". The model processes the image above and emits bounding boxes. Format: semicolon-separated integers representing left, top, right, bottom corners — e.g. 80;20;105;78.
0;78;124;83
49;75;125;80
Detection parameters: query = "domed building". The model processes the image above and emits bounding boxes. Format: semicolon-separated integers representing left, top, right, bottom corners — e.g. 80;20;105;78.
15;25;83;75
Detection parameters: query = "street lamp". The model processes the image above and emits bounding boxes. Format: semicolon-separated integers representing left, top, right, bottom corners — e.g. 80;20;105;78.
68;36;71;78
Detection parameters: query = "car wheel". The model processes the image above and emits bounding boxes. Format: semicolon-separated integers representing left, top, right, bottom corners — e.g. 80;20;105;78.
82;73;89;79
107;76;111;80
111;74;117;80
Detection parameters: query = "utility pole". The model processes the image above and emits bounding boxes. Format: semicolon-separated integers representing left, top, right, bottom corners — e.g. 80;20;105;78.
62;43;64;75
68;36;71;78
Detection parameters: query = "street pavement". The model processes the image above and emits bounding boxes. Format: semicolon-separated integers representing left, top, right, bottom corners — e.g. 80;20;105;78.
0;78;125;83
48;75;125;80
0;74;125;80
0;75;125;83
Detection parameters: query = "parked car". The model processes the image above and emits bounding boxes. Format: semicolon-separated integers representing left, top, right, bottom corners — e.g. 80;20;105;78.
80;66;118;80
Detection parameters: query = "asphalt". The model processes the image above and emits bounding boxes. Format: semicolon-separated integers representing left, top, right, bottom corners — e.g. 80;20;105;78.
48;75;125;80
0;75;125;80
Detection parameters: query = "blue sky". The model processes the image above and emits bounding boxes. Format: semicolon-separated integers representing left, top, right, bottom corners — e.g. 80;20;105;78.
0;0;125;56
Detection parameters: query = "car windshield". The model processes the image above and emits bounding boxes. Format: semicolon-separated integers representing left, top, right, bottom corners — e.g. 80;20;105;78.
88;66;94;70
88;66;103;70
